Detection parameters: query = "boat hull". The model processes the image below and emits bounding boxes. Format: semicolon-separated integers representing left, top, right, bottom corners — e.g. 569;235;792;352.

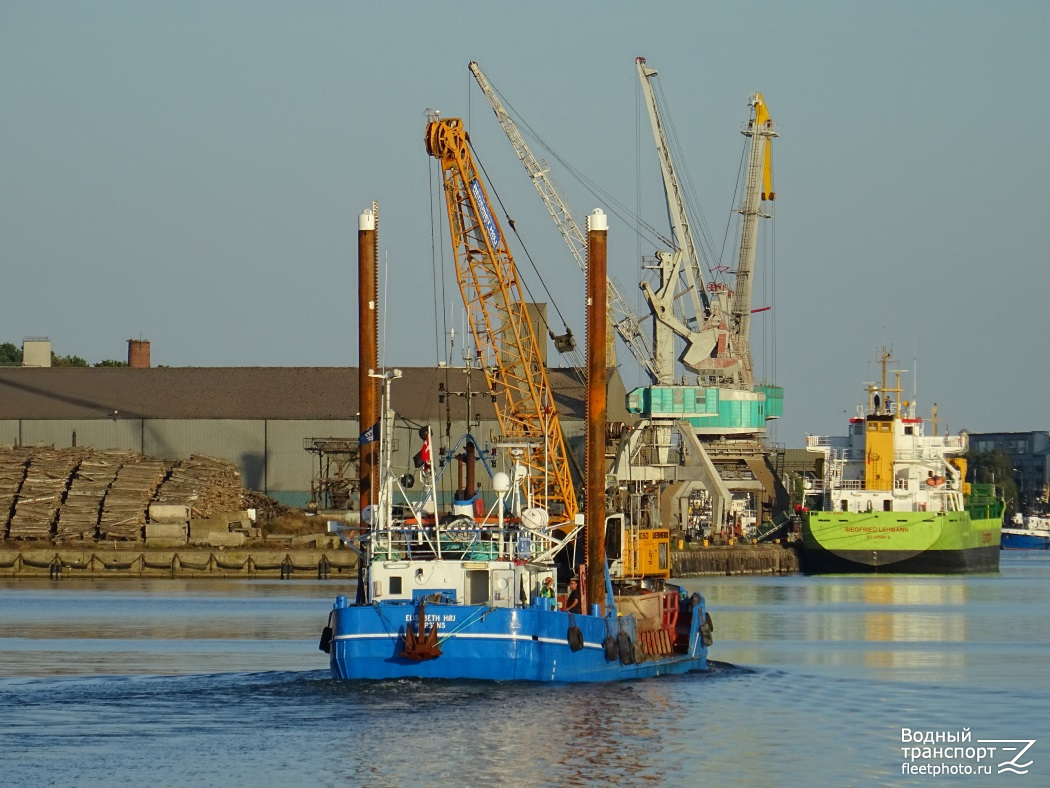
326;602;707;682
801;511;1001;574
1001;530;1050;550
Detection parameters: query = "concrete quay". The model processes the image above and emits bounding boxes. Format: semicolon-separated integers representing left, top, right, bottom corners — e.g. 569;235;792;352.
672;543;800;576
0;546;360;580
1;542;800;579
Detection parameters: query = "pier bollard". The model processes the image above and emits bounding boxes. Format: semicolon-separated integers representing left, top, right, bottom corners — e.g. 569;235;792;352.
49;559;61;581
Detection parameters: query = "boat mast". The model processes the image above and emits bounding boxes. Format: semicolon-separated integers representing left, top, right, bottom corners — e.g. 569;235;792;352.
371;368;402;544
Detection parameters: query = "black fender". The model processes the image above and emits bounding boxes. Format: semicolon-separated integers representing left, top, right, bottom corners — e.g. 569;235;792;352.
617;631;635;665
567;626;585;652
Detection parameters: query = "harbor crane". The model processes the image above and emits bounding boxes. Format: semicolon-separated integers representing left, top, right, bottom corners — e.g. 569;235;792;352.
635;57;775;389
424;113;578;526
728;91;778;388
468;61;657;383
426;112;674;577
466;59;787;538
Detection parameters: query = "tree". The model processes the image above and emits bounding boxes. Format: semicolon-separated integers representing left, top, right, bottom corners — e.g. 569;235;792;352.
965;449;1018;514
0;342;22;365
51;353;89;367
94;359;129;367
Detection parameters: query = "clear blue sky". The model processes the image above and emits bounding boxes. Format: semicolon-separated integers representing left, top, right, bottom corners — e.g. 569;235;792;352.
3;2;1047;447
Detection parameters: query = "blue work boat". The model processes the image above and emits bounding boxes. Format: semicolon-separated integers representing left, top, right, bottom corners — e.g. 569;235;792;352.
1001;513;1050;550
321;172;712;682
319;372;711;683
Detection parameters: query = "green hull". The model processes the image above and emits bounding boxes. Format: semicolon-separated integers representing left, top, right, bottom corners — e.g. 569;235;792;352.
801;511;1001;574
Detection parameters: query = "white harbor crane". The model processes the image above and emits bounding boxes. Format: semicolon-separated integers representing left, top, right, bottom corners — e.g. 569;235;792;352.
470;58;787;533
469;61;658;383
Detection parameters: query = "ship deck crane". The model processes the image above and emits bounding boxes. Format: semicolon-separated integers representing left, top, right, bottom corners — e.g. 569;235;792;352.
425;114;578;526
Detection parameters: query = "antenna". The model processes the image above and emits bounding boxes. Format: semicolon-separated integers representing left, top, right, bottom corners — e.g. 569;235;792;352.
912;356;918;418
381;250;390;370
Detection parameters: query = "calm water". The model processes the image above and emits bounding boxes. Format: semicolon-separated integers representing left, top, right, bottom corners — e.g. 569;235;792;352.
2;553;1048;786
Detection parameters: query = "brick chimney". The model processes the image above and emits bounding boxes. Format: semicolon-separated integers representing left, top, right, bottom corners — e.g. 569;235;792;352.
127;339;151;368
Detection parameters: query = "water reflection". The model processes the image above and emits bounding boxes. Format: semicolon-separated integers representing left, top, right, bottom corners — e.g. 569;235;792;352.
0;578;336;677
1;561;1048;786
681;555;1049;690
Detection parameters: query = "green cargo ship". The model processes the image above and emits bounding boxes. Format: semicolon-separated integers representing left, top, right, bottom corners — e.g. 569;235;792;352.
801;352;1002;574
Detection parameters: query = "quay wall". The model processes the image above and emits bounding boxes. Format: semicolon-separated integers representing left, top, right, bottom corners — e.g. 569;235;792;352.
1;543;801;579
0;548;360;580
672;544;800;576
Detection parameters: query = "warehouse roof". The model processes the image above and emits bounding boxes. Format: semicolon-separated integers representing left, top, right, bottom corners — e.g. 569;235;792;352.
0;366;627;423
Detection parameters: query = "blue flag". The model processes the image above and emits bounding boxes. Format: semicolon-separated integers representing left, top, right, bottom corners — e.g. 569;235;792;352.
359;421;380;446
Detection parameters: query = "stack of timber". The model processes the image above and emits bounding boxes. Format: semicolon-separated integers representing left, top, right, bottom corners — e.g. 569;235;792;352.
153;455;243;519
243;489;292;520
54;451;129;543
0;449;31;537
98;458;173;541
0;447;260;544
8;449;85;540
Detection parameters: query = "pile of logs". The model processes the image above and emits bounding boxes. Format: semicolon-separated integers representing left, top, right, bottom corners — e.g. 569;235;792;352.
152;455;243;519
242;489;292;521
55;451;131;543
8;449;86;539
98;458;173;540
0;449;31;536
0;446;257;542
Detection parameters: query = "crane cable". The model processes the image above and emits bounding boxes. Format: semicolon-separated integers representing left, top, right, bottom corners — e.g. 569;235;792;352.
481;80;675;256
468;137;586;379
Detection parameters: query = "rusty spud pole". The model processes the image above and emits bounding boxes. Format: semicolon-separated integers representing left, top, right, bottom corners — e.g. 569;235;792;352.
585;209;608;614
358;204;379;517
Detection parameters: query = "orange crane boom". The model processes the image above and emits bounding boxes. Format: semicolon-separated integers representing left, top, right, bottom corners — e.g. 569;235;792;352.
425;115;578;525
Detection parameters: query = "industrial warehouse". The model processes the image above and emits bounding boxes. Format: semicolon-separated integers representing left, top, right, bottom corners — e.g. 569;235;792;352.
0;339;621;512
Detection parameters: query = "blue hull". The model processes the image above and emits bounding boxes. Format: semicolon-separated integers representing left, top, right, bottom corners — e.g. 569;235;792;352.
326;602;707;683
1001;532;1050;550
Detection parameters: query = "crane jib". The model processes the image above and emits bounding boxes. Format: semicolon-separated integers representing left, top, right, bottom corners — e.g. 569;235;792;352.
470;179;501;248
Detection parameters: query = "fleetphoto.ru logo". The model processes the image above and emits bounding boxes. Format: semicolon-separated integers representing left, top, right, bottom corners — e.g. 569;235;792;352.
980;740;1036;775
901;728;1036;776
